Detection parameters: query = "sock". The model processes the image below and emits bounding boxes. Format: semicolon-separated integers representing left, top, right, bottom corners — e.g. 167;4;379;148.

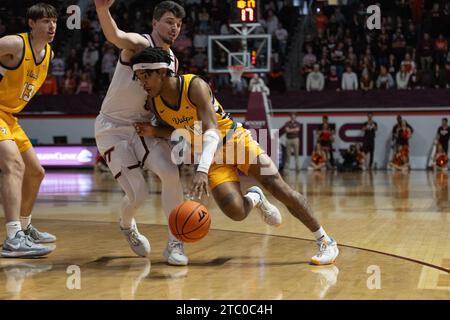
6;221;22;240
313;226;332;243
120;217;136;230
244;192;261;209
167;227;178;242
20;215;32;230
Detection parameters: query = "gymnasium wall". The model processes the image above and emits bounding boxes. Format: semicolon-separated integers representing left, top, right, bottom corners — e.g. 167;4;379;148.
19;111;449;169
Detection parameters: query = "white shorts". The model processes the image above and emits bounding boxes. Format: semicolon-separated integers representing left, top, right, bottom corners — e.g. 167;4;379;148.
95;113;165;178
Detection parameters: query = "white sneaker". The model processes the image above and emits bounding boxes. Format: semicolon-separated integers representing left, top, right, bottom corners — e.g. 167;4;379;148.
311;238;339;265
246;186;282;226
163;239;189;266
120;224;151;257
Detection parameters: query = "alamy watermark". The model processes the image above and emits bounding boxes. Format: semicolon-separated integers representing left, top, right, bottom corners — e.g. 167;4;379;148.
66;265;81;290
366;265;381;290
366;5;381;30
169;123;280;176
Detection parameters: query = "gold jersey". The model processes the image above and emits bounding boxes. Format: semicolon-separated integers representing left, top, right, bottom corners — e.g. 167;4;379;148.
152;74;234;142
0;32;51;114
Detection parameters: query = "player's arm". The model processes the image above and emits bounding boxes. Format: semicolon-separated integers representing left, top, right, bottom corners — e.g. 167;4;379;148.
134;97;174;139
95;0;148;51
188;78;221;199
0;35;23;59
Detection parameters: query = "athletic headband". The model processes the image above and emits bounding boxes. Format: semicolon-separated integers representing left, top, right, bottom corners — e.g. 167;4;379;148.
132;62;169;71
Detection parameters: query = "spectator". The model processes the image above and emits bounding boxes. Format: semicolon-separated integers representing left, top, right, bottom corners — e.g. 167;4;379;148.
360;73;374;91
418;33;433;70
409;69;422;89
61;70;77;95
396;120;413;148
434;34;449;65
389;145;410;172
341;66;358;91
249;74;270;95
376;65;395;89
82;42;99;71
331;42;346;78
432;64;447;88
391;28;407;61
302;45;317;67
396;65;411;90
39;74;58;95
400;53;416;75
387;54;398;79
265;9;279;35
338;144;359;172
274;23;288;58
306;64;325;92
315;8;328;34
326;66;341;91
50;51;65;89
283;113;302;171
101;48;117;88
362;112;378;170
193;29;207;51
267;68;287;94
308;143;327;171
435;118;450;154
76;73;93;94
317;116;336;169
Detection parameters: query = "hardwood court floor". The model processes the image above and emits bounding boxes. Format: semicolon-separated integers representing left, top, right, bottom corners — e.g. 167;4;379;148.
0;169;449;299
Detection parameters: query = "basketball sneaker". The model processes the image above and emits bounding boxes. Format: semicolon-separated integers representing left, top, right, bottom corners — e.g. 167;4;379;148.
163;239;188;266
246;186;282;226
23;224;56;243
120;224;151;257
310;238;339;265
1;231;53;258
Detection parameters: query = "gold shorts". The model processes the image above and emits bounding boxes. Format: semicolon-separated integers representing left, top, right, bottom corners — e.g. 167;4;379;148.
0;110;32;153
208;126;265;190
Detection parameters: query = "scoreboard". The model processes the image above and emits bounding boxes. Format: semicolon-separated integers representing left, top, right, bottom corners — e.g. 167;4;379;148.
231;0;259;24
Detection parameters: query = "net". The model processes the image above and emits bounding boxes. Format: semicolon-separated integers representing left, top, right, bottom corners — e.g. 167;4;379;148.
227;65;245;83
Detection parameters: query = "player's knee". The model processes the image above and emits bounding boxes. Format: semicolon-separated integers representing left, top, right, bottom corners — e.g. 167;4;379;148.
260;173;282;194
224;202;247;221
28;164;45;181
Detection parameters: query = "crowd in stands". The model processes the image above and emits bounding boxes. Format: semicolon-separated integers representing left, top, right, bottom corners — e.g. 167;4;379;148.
1;1;449;95
303;1;450;92
1;0;296;95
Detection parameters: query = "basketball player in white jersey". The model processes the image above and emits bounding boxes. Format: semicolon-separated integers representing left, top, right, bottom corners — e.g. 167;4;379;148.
94;0;187;265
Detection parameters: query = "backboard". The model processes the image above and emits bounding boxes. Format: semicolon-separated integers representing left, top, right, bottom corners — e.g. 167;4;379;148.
208;23;271;73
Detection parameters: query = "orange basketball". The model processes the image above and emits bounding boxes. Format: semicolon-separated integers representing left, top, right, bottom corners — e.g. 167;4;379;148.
168;200;211;243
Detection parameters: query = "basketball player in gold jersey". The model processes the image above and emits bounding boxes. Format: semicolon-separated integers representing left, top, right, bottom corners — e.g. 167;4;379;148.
0;3;57;257
132;48;339;265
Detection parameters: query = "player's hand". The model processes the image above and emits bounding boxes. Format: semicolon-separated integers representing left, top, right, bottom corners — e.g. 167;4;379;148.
134;122;155;136
189;171;209;200
94;0;115;10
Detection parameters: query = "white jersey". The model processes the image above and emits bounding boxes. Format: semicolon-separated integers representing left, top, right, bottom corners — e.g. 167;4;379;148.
99;34;178;124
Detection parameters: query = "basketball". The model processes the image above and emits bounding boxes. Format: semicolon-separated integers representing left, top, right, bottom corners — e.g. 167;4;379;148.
169;200;211;243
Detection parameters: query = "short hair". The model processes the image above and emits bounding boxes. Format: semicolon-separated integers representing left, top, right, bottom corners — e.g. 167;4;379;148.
153;1;186;20
26;3;58;22
131;47;174;76
443;118;448;122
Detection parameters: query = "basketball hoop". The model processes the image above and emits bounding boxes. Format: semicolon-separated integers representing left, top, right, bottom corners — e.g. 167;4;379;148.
228;65;245;83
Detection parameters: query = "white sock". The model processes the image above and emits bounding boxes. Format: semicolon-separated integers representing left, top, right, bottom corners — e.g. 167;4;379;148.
313;226;332;242
168;227;178;242
120;217;136;230
6;221;22;240
244;192;261;209
20;215;32;230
